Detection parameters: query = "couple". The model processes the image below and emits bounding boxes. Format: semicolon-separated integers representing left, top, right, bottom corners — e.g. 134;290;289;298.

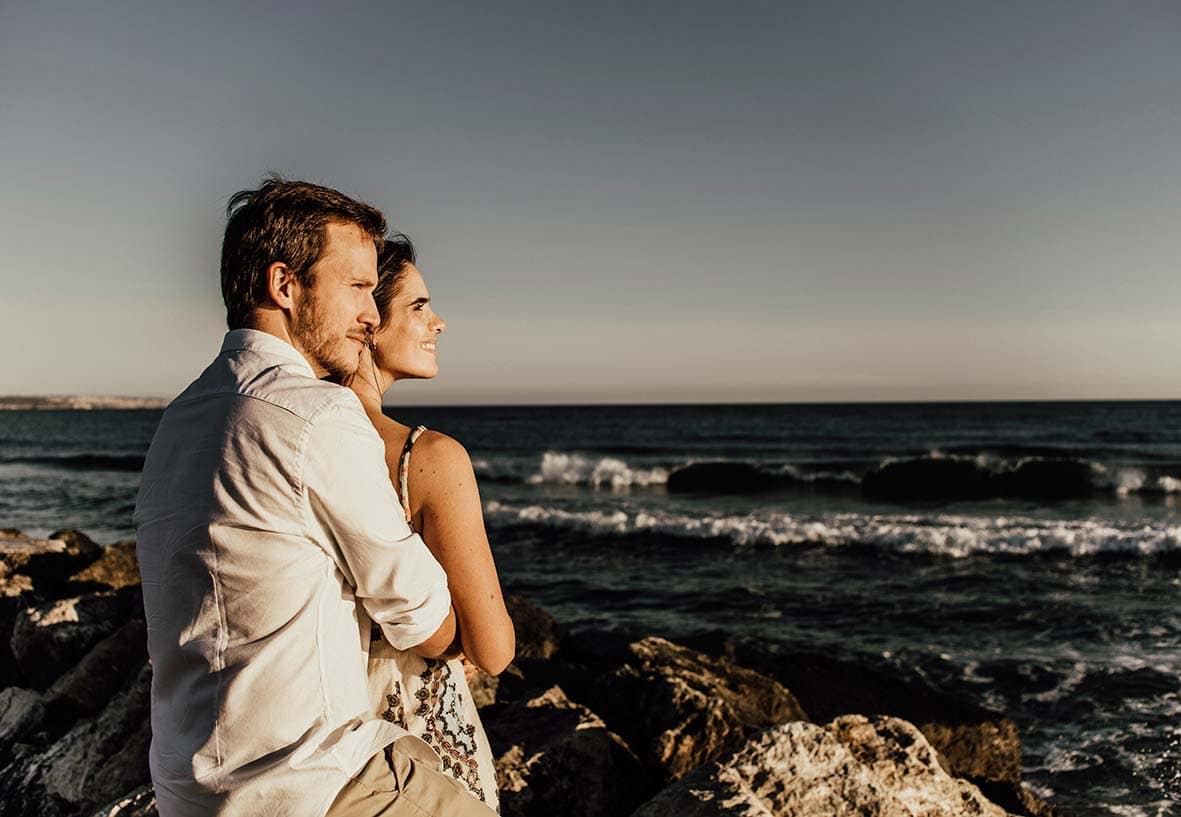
134;177;511;817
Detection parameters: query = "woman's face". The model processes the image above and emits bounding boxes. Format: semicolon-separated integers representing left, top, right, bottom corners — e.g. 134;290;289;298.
372;263;446;381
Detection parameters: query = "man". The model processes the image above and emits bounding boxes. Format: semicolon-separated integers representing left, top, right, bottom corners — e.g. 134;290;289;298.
134;177;496;817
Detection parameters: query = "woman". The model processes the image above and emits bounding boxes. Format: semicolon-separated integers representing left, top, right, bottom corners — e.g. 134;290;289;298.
348;234;514;810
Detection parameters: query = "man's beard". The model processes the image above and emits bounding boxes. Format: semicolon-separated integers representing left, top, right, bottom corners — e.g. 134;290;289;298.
292;297;360;381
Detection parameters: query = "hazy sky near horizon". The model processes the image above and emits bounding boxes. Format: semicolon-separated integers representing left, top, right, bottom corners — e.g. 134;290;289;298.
2;1;1179;404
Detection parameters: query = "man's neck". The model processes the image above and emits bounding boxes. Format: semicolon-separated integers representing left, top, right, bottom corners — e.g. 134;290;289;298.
244;312;325;378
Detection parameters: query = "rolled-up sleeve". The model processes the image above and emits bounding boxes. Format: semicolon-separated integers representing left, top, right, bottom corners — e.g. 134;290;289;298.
303;400;450;651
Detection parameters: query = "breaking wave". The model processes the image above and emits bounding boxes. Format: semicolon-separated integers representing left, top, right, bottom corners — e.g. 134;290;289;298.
524;451;669;489
483;500;1181;557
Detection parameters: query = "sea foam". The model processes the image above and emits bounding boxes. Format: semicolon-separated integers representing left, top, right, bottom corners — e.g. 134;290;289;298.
484;501;1181;557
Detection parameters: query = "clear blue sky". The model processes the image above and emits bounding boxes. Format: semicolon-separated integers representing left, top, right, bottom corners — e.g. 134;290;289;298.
2;1;1179;404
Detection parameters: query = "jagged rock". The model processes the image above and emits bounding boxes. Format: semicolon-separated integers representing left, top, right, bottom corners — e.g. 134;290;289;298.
470;669;500;709
483;686;652;817
577;636;808;780
1;526;93;602
46;620;149;723
633;715;1010;817
10;591;134;689
1;529;101;597
1;663;152;817
505;594;562;659
91;784;158;817
0;687;44;746
70;540;141;591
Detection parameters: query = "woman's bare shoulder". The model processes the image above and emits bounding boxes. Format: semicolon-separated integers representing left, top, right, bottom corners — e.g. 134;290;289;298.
408;431;481;517
412;430;475;474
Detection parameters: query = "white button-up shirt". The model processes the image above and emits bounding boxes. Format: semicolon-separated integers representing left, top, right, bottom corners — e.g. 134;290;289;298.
134;329;450;817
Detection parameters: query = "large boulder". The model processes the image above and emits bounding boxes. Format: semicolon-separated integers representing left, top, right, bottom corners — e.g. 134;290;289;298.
10;590;139;689
576;636;808;780
45;620;149;726
69;540;141;592
483;686;651;817
633;715;1010;817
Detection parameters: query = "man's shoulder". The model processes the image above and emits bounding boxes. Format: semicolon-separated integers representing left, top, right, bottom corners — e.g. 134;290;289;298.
239;365;361;423
169;353;364;428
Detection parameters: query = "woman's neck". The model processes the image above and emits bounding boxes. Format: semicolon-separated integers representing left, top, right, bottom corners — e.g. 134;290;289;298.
348;356;390;415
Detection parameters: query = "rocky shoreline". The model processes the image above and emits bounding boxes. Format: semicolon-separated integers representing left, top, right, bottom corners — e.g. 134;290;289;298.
0;529;1074;816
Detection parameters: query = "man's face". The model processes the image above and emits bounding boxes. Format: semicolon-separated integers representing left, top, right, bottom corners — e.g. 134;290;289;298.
290;221;380;380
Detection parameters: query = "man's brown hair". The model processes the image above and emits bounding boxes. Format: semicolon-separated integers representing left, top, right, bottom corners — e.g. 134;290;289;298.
220;175;387;330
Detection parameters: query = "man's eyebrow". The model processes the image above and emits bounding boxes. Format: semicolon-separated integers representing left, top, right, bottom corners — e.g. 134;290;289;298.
408;296;430;306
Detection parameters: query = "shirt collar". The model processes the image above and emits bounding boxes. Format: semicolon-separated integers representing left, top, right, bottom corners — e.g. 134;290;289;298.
220;329;316;377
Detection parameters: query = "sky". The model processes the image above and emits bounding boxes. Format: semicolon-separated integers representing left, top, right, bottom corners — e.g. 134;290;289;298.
1;0;1179;405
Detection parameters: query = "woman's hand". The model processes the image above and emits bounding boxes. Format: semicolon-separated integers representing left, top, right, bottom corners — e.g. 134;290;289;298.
461;655;479;683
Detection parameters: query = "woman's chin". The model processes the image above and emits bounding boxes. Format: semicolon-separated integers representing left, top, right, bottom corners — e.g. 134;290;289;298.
393;366;439;381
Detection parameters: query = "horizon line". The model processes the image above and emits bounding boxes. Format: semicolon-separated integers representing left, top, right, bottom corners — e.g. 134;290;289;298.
4;393;1181;410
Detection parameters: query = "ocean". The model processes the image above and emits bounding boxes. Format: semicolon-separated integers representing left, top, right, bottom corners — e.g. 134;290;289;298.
1;401;1178;816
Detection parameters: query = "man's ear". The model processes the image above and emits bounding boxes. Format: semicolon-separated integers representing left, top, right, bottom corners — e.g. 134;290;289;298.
265;262;300;310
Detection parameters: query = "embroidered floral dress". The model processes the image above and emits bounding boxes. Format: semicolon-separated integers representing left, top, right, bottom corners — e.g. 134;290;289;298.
366;426;500;811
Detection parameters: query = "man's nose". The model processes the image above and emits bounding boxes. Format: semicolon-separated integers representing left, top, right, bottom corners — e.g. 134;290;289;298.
360;295;380;330
432;311;446;334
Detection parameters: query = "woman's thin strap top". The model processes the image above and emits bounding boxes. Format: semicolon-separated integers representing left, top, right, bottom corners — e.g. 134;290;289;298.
397;425;428;526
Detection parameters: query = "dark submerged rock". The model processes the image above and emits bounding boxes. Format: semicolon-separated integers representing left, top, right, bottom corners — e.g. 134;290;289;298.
667;461;779;494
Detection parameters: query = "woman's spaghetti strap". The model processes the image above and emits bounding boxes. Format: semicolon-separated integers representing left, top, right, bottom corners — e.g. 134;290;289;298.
397;425;427;526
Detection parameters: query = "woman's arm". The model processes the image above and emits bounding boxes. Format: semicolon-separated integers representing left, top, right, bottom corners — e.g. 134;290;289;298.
409;432;516;675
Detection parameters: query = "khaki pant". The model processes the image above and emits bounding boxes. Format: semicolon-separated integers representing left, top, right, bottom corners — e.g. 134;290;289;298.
326;739;498;817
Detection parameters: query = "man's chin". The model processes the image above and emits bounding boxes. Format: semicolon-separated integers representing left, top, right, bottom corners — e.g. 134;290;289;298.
318;357;360;384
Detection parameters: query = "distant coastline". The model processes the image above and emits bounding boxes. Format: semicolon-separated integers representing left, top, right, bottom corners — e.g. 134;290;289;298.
0;395;168;410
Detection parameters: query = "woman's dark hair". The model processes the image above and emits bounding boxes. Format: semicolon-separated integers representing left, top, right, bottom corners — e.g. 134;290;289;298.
372;233;417;329
220;175;387;330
